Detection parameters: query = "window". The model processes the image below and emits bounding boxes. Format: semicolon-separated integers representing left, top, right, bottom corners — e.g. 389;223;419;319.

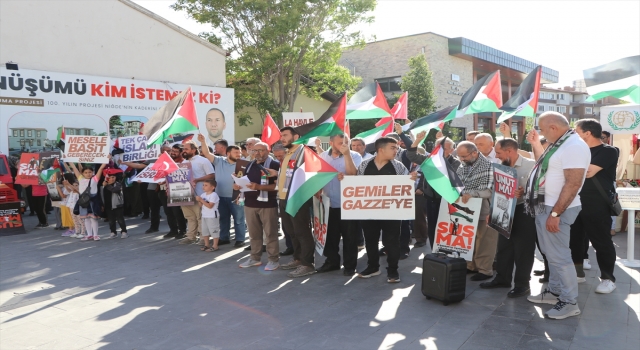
548;93;555;100
557;106;566;113
539;92;545;99
20;130;24;137
585;107;593;114
12;130;18;137
37;131;41;138
375;77;402;93
27;130;32;137
558;93;565;100
37;139;41;146
537;105;544;112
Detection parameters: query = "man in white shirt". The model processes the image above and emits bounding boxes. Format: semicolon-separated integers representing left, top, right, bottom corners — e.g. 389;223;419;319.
474;133;500;164
525;112;590;320
179;140;215;245
350;137;373;161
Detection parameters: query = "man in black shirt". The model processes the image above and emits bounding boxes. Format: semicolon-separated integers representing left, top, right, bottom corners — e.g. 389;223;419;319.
570;119;618;294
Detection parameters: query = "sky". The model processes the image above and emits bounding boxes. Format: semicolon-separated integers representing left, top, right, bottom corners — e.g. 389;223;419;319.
134;0;640;87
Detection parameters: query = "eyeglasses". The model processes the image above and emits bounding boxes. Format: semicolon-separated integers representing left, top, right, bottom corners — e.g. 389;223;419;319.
600;136;608;140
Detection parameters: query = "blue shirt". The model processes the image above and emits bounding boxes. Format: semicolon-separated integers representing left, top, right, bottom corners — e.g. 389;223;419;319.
212;156;236;198
320;149;362;208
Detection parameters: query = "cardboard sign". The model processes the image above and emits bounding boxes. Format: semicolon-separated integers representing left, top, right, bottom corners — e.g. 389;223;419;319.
118;135;160;162
0;202;25;236
15;153;40;185
432;198;482;261
617;187;640;210
166;163;194;206
489;164;518;238
64;136;109;163
132;163;164;183
282;112;315;128
340;175;415;220
312;194;330;255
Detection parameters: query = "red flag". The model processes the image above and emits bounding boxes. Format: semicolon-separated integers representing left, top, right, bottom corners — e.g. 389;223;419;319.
375;116;395;136
52;158;60;170
391;92;408;120
181;134;194;144
343;120;350;138
261;113;281;148
151;152;179;181
138;122;145;135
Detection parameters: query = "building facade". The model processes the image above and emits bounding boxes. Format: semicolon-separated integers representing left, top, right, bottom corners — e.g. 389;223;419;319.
537;86;622;124
8;128;48;151
340;32;559;138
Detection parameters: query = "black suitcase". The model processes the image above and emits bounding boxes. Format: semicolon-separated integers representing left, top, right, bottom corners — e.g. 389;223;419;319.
422;252;467;305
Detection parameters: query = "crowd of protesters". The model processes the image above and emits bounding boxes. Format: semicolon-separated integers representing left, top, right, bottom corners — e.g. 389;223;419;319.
7;112;621;320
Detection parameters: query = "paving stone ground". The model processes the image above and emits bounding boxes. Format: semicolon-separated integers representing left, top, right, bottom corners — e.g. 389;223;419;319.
1;213;638;350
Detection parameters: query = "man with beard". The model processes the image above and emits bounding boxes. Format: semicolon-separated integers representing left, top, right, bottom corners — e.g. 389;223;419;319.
205;108;227;148
455;141;496;281
268;127;315;278
237;142;281;270
199;134;246;247
213;139;228;157
160;144;188;239
480;138;536;298
178;140;215;245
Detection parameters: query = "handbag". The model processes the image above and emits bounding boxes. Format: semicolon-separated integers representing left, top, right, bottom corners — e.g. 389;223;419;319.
77;179;92;208
590;177;622;216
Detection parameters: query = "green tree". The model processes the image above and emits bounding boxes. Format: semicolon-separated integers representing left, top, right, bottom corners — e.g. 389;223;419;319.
399;54;437;120
173;0;373;126
109;115;123;130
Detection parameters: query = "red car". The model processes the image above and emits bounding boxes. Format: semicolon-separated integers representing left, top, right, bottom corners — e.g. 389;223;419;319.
0;154;13;189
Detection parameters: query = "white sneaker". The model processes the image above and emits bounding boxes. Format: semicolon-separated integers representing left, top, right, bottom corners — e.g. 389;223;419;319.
577;277;586;283
120;232;128;239
595;279;616;294
107;233;118;239
265;261;280;271
239;259;262;268
583;259;591;270
546;300;581;320
527;288;560;305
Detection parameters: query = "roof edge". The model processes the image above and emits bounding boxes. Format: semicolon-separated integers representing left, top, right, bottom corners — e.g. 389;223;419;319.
118;0;226;56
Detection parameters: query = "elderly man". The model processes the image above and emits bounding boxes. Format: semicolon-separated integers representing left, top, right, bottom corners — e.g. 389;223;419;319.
403;128;460;248
480;138;536;298
473;133;500;164
271;142;294;255
350;137;374;161
456;141;496;281
570;119;618;294
243;137;261;161
317;134;362;275
179;140;216;244
237;142;281;270
525;112;590;320
353;137;416;283
163;144;187;239
199;134;246;247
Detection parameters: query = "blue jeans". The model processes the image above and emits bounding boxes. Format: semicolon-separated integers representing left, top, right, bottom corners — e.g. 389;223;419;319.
218;197;246;242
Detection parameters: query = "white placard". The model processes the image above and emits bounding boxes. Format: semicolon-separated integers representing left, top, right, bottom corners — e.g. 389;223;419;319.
118;135;160;162
617;187;640;210
131;163;164;183
282;112;315;128
64;136;109;163
432;198;483;261
231;174;256;192
600;104;640;135
340;175;415;220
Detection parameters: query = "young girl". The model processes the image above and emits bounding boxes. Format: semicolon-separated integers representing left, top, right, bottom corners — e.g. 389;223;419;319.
69;160;107;241
63;173;85;239
101;169;128;239
196;179;220;252
56;178;76;236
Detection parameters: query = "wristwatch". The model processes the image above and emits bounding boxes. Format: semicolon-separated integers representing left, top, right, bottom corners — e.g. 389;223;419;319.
551;211;560;218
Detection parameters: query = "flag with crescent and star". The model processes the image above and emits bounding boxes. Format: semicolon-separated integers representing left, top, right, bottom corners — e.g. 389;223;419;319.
261;112;281;148
150;152;180;181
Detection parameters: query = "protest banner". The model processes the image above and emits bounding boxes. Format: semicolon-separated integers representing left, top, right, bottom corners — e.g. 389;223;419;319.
0;202;25;236
340;175;415;220
15;153;40;185
312;194;330;255
282;112;315;128
432;198;482;261
489;164;518;238
64;136;109;163
166;163;194;206
118;135;160;162
131;163;164;183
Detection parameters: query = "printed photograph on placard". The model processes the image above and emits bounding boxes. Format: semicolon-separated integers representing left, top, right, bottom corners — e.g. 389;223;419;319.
432;198;483;261
166;163;194;206
489;164;518;238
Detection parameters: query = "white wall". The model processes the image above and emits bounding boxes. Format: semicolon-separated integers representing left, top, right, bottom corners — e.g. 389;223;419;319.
0;0;226;87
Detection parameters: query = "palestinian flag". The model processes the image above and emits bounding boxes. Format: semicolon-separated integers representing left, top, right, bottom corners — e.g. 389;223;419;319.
498;66;542;123
285;147;338;216
354;117;393;145
39;168;60;184
56;126;65;148
448;203;473;223
143;87;199;146
403;105;460;135
294;93;347;144
420;138;464;204
458;70;502;115
346;82;392;120
584;55;640;104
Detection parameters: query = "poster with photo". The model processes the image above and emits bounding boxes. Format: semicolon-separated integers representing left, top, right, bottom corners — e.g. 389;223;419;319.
14;153;40;185
432;198;483;261
489;164;518;239
166;163;194;206
312;194;330;255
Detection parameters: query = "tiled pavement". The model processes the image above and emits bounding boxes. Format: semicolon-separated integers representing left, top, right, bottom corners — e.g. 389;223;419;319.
1;213;638;350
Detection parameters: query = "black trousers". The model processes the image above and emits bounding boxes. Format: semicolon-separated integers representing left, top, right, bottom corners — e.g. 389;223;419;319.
362;220;401;273
494;204;537;288
147;190;161;230
400;220;411;253
32;195;47;224
323;208;357;270
158;190;186;233
280;199;314;266
140;182;149;216
569;200;617;282
425;197;441;248
413;195;428;244
25;186;35;214
107;207;127;233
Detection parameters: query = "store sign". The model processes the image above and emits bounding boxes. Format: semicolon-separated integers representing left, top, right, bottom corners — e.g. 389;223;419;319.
282;112;314;128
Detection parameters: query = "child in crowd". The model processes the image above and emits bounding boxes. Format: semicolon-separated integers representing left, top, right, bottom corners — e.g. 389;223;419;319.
56;177;75;236
69;160;107;241
196;179;220;252
101;169;128;239
63;173;85;239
